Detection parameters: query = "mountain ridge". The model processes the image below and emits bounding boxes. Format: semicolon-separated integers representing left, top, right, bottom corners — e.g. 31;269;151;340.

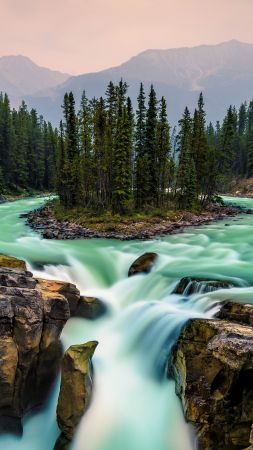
0;54;70;105
1;40;253;125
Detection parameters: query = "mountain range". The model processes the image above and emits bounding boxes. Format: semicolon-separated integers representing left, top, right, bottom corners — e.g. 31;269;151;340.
1;40;253;125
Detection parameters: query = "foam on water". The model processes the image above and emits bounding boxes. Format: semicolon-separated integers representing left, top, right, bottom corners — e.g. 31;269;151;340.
0;195;252;450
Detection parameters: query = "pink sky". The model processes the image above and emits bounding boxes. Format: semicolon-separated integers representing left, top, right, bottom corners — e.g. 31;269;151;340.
1;0;253;74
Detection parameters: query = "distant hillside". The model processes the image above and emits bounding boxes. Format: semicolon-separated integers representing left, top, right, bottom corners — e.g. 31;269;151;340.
0;55;70;106
3;40;253;125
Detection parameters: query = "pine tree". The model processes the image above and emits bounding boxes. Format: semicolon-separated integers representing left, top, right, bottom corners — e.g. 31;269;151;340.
78;91;93;205
156;96;171;206
220;106;237;180
62;92;81;207
246;101;253;177
177;107;197;209
112;104;133;214
191;93;208;199
134;83;146;208
144;85;158;204
93;97;108;208
56;121;68;206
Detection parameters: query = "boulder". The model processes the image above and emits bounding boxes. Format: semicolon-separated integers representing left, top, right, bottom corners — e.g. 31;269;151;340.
56;341;98;446
128;252;158;277
36;278;80;316
216;301;253;327
36;278;106;319
173;276;236;295
172;317;253;450
0;254;26;270
76;296;107;319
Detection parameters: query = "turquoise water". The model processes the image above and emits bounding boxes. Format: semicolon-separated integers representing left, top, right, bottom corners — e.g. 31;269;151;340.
0;196;252;450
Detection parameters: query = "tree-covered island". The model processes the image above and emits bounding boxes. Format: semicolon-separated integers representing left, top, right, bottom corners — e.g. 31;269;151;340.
1;80;253;236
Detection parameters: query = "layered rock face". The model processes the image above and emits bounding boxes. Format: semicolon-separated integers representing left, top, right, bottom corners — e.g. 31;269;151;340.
0;258;70;432
172;308;253;450
36;278;107;319
55;341;98;450
0;254;104;434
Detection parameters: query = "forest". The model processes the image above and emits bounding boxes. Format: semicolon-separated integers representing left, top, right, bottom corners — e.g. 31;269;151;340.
0;93;57;195
1;82;253;213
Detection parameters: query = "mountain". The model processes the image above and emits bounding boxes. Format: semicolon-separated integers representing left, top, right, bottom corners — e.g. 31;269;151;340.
5;40;253;125
0;55;70;105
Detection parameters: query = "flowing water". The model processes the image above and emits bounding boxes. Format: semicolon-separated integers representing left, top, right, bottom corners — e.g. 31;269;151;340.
0;195;253;450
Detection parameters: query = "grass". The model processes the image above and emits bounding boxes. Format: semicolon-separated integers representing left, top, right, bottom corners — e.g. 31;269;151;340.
51;199;205;233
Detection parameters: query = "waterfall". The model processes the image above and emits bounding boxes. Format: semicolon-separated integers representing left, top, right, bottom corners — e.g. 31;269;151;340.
0;195;253;450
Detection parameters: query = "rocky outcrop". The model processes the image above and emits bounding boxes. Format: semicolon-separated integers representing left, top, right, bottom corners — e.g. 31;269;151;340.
128;253;158;277
0;254;103;436
172;309;253;450
0;254;26;270
36;278;107;319
55;341;98;449
36;278;80;316
216;301;253;326
0;264;70;433
173;276;237;295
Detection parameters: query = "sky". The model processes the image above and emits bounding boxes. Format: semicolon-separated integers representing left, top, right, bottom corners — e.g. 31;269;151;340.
0;0;253;75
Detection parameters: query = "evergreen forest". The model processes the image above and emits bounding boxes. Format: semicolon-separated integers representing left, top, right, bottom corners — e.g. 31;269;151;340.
1;82;253;213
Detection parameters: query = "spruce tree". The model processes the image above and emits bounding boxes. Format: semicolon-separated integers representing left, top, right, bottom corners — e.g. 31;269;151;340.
134;83;146;208
177;107;197;209
63;92;81;207
112;104;133;214
191;93;208;199
156;96;171;206
144;85;158;204
78;91;93;205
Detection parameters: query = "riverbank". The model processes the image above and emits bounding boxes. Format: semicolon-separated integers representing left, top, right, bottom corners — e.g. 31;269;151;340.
227;177;253;198
0;190;52;203
23;202;250;240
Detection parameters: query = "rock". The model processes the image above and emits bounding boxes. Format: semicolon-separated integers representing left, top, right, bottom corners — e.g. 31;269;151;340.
54;433;71;450
173;276;236;295
172;318;253;450
76;296;107;319
36;278;80;316
0;254;26;270
128;252;158;277
56;341;98;444
216;301;253;327
36;278;106;320
0;265;71;433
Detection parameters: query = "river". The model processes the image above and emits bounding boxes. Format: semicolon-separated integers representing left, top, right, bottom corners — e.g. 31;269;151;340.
0;195;252;450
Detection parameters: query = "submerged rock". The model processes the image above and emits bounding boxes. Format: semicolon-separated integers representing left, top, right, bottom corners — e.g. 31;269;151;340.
128;252;158;277
173;276;236;295
56;341;98;448
172;315;253;450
